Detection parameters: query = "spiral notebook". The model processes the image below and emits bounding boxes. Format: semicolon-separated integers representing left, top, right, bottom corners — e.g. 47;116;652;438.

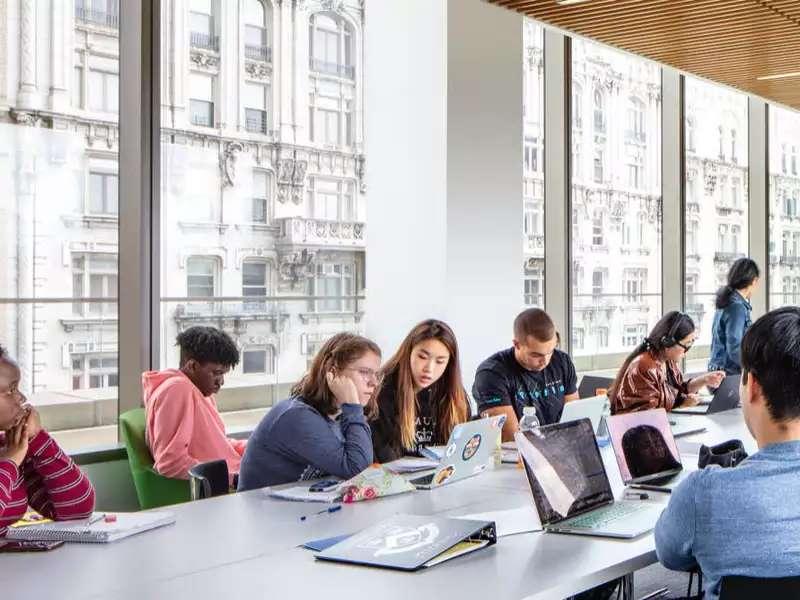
5;511;175;543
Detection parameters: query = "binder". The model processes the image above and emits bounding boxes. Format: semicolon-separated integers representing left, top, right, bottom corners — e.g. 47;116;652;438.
5;511;175;543
315;514;497;571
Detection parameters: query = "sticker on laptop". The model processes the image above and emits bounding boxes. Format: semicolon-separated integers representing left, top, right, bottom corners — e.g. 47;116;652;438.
434;465;455;485
445;443;457;458
472;463;487;475
462;434;482;461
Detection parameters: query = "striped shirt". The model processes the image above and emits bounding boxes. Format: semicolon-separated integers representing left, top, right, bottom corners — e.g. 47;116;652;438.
0;430;95;537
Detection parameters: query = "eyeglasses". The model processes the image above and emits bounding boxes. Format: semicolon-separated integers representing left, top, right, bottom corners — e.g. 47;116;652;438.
676;341;694;352
344;367;383;385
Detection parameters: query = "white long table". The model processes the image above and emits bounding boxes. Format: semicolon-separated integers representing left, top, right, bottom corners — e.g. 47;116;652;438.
0;410;752;600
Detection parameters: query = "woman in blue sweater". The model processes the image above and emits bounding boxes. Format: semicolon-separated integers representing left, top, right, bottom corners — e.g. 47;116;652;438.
238;333;380;490
708;257;759;375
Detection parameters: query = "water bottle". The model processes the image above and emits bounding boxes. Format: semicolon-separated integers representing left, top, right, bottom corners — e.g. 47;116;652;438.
519;406;540;433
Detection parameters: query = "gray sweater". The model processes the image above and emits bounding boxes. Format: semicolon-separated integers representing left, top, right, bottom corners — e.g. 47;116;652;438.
237;396;373;491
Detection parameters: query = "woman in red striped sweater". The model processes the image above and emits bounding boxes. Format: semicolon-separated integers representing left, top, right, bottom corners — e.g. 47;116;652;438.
0;345;95;536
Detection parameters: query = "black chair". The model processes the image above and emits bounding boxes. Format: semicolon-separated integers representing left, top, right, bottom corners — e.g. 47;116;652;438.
578;375;614;399
188;459;230;500
719;575;800;599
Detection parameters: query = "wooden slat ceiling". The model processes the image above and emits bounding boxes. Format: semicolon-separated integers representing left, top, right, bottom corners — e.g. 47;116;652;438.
486;0;800;111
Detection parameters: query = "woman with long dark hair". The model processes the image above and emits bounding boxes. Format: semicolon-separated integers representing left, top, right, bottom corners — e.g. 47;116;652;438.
238;333;380;490
609;311;725;414
708;257;760;375
370;320;470;463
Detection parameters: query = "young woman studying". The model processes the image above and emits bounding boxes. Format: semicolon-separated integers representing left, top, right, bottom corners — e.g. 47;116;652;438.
609;311;725;415
237;333;380;490
370;320;471;463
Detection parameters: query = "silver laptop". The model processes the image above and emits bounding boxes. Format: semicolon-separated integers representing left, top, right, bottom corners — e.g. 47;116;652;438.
409;416;503;490
516;419;661;539
560;395;609;434
606;408;695;493
671;374;741;415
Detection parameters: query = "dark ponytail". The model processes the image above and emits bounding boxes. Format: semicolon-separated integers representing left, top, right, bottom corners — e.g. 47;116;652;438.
715;258;760;309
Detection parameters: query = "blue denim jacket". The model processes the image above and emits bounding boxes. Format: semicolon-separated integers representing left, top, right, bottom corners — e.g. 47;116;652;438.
708;291;751;375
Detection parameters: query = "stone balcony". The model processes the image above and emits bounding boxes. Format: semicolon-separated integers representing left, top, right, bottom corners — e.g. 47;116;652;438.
276;217;365;249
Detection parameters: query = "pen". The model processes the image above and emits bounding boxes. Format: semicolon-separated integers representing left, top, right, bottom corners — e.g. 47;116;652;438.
623;491;649;500
300;505;342;522
87;513;105;526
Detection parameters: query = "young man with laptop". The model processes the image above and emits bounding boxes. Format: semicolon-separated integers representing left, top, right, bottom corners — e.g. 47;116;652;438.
655;307;800;600
473;309;579;442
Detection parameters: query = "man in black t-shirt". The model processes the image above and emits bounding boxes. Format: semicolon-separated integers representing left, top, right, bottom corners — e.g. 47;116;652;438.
472;308;579;441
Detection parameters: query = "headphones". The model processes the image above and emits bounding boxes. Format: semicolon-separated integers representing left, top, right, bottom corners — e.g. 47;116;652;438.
659;311;690;348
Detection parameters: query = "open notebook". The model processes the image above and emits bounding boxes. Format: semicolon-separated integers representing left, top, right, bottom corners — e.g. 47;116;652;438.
5;511;175;543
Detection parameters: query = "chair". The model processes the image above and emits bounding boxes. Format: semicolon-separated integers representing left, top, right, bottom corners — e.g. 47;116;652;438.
577;375;614;399
719;575;800;599
188;459;230;500
119;408;191;509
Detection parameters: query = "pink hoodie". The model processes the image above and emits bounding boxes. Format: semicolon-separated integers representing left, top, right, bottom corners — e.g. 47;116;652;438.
142;369;246;481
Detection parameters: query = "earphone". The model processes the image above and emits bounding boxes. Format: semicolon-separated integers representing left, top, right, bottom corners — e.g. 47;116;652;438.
659;312;690;348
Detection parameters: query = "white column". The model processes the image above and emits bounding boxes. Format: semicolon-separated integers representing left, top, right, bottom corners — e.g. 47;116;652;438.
365;0;523;386
662;68;684;313
49;0;70;111
17;0;40;109
748;99;768;317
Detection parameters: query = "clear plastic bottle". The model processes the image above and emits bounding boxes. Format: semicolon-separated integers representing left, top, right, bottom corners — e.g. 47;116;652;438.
518;405;541;433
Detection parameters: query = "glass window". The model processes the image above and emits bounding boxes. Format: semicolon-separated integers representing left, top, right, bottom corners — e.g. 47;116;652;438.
1;6;120;451
571;40;662;367
769;105;800;309
522;20;544;308
309;12;354;78
190;0;218;51
244;83;268;133
187;257;217;298
252;170;270;223
684;77;748;347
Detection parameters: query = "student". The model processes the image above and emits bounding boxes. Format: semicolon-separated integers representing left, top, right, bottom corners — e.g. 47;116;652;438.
370;320;471;463
238;333;379;490
143;326;245;482
609;311;725;415
656;307;800;600
473;308;578;442
0;345;95;536
708;257;759;375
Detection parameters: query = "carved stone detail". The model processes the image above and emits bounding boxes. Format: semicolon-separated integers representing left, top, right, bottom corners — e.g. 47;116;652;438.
276;156;308;204
190;52;219;69
220;141;244;187
10;110;44;127
320;0;345;12
245;61;271;80
279;249;316;283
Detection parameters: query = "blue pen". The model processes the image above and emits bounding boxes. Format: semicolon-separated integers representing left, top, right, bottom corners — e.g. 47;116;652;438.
300;505;342;522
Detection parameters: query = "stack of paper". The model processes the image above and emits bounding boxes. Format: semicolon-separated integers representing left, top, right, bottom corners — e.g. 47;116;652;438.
383;457;440;473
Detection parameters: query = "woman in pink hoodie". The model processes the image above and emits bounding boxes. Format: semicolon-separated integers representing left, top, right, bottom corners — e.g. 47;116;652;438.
142;326;245;482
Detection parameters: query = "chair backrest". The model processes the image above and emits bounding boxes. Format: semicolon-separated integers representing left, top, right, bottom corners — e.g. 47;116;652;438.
188;459;230;500
578;375;614;399
119;408;190;509
720;575;800;599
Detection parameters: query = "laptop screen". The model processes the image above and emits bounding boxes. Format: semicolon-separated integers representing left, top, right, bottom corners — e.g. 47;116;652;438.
517;419;613;525
606;408;682;484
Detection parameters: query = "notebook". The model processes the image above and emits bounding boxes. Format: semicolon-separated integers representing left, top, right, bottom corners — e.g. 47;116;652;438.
315;514;497;571
5;511;176;543
268;465;415;503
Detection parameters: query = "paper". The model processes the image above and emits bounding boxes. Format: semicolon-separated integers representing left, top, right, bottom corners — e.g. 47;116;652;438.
501;450;519;464
455;506;542;536
6;511;175;543
268;485;341;503
384;457;440;474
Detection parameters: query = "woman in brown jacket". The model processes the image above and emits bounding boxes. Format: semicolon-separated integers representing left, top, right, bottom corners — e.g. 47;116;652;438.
610;311;725;414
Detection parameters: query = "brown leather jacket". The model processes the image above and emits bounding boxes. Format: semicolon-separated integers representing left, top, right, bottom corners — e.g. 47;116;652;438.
610;351;691;414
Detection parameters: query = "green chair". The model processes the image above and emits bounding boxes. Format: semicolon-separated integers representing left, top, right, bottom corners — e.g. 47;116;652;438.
119;408;190;509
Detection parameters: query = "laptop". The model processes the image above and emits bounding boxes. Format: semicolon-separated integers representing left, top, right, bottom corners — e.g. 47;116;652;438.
559;395;609;434
578;375;614;400
671;374;741;415
409;416;503;490
606;408;695;493
515;419;661;539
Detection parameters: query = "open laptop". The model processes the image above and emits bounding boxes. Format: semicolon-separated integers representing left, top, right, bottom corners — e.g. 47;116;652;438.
559;395;609;434
671;374;741;415
577;375;614;400
409;416;503;490
515;419;661;538
606;408;695;493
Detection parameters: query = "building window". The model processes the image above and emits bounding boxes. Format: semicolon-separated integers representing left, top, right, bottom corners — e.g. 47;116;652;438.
593;148;604;183
572;328;585;351
242;261;268;311
782;144;788;174
309;12;354;79
252;170;270;223
309;263;355;312
88;172;118;215
187;257;217;298
190;0;218;51
623;268;647;302
524;277;542;307
72;253;118;317
596;327;609;349
88;70;119;113
307;178;355;221
242;347;275;375
687;220;699;256
244;0;271;61
730;129;737;163
793;146;798;176
72;66;84;109
593;89;605;134
592;269;604;299
718;224;729;253
75;0;119;28
686;117;696;152
592;210;604;246
718;126;725;160
731;177;740;208
731;225;741;254
72;354;118;390
623;324;647;348
626;97;645;143
244;83;269;134
524;137;539;173
189;73;215;127
572;84;582;129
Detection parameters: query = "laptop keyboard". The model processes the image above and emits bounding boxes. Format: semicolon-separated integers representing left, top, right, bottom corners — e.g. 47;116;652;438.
561;502;645;529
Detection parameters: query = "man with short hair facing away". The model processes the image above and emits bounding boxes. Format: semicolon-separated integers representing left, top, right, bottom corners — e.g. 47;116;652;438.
472;308;579;442
143;326;245;483
655;307;800;600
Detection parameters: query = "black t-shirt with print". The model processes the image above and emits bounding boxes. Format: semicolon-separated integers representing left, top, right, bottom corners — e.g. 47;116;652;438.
472;347;578;425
